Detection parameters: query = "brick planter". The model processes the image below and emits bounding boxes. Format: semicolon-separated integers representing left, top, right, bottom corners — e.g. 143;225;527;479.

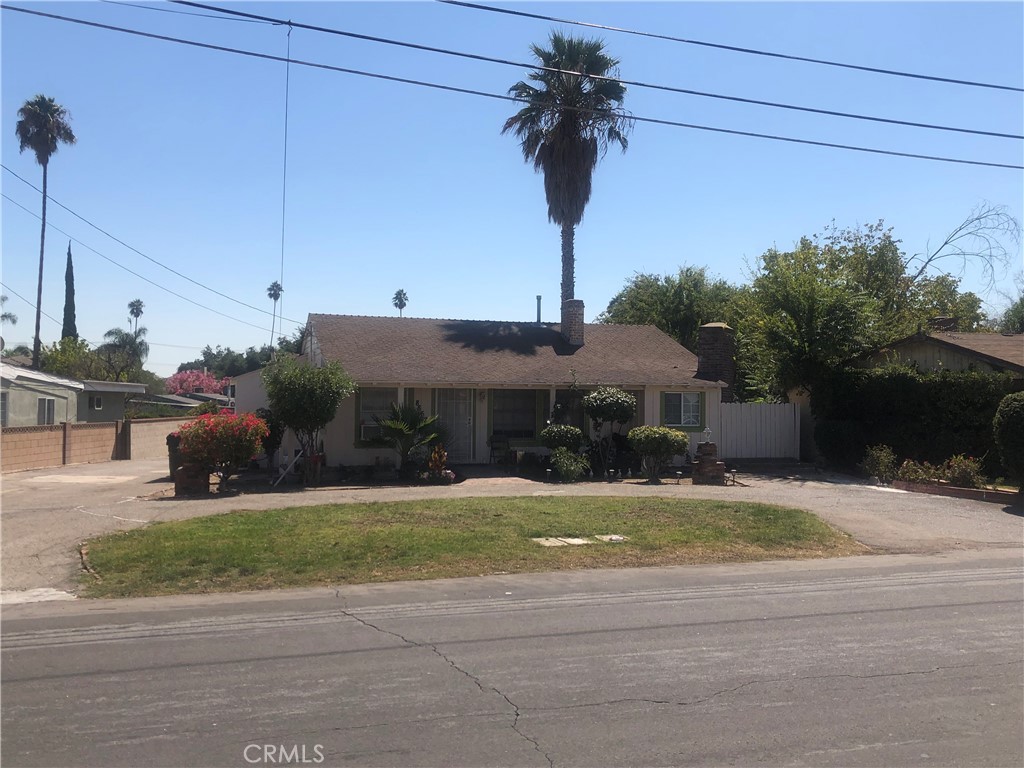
174;464;210;496
892;479;1021;505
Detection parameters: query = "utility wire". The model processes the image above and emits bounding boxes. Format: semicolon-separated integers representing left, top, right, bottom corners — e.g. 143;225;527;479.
277;23;292;346
3;5;1020;171
98;0;277;24
0;282;63;329
437;0;1024;94
2;165;303;324
2;193;274;334
168;1;1021;141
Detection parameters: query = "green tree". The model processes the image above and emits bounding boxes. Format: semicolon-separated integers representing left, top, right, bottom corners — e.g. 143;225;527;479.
997;294;1024;334
40;337;107;380
503;33;630;303
582;386;636;474
392;289;408;317
600;266;741;350
266;281;283;348
97;326;149;381
261;357;355;483
739;237;880;398
909;274;985;331
16;94;77;368
127;299;144;334
628;425;689;482
62;242;78;339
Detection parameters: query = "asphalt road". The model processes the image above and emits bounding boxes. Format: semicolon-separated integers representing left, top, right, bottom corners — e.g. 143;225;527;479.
2;458;1022;598
3;550;1022;767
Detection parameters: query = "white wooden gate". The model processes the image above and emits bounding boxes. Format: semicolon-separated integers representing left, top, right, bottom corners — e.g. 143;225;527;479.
718;403;800;460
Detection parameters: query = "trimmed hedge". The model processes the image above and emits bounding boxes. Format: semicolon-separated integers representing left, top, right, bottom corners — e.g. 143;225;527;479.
993;392;1024;486
811;366;1018;476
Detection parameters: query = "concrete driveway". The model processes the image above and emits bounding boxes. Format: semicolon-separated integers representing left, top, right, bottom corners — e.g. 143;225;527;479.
2;458;1020;602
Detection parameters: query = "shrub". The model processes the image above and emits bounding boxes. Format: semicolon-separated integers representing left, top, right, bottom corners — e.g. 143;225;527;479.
628;426;689;481
859;444;897;484
941;454;983;489
178;412;269;485
540;424;584;452
374;402;440;478
813;419;866;468
421;443;455;484
550;447;589;483
255;407;284;463
896;459;940;484
993;392;1024;488
583;387;637;474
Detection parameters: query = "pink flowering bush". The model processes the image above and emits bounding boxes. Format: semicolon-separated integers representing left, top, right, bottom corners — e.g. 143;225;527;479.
178;412;269;485
166;369;229;395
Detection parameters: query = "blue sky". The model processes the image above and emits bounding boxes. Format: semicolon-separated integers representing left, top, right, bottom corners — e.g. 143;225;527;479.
2;1;1022;377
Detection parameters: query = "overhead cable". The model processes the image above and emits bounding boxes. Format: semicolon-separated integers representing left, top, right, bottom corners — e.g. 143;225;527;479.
167;1;1021;140
436;0;1024;93
3;5;1020;170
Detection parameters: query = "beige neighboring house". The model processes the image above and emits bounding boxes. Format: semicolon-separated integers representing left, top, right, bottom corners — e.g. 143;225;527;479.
234;301;735;466
0;361;146;427
866;331;1024;378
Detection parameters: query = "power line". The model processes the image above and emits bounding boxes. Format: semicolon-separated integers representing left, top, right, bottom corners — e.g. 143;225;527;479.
98;0;277;24
2;193;274;334
168;0;1021;141
0;282;62;328
1;165;303;324
437;0;1024;94
3;4;1020;171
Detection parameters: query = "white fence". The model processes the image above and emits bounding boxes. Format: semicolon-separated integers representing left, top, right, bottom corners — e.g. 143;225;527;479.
718;403;800;460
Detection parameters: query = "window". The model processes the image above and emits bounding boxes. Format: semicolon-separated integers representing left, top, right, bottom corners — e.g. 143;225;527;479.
37;397;56;425
492;389;543;440
663;392;702;429
89;395;103;411
358;387;397;441
1;392;7;427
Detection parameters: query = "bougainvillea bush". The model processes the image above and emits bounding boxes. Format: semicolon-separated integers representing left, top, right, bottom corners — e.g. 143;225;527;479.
166;369;229;395
178;412;269;485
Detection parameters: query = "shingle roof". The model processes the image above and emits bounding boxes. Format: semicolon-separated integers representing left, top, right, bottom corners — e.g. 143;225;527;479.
901;331;1024;373
308;314;713;388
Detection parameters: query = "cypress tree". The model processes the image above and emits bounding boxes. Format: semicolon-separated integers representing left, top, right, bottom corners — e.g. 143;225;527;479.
61;241;78;340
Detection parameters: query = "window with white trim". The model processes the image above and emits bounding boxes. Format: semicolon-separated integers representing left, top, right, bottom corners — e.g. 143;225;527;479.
37;397;56;425
358;387;397;441
89;395;103;411
663;392;701;428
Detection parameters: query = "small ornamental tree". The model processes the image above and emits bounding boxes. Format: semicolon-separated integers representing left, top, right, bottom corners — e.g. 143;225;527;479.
540;424;584;453
177;412;269;486
374;402;440;478
262;357;355;482
583;386;636;474
166;369;229;395
993;392;1024;493
627;426;688;482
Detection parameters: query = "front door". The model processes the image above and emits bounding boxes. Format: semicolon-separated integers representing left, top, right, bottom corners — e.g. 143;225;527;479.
436;388;474;463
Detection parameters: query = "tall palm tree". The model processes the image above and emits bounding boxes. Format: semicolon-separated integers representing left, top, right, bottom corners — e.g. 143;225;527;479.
16;95;77;368
266;281;283;348
1;295;17;326
503;33;630;304
128;299;144;333
392;289;408;317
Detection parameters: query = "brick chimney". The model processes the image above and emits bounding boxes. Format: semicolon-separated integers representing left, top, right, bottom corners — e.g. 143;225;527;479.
561;299;585;346
697;322;736;403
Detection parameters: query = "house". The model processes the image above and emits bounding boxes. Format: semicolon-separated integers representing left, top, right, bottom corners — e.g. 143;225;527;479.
866;330;1024;378
0;361;146;427
235;300;736;466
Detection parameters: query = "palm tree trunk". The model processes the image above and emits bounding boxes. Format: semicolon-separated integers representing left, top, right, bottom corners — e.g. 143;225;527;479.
32;163;48;369
560;222;575;303
270;299;278;349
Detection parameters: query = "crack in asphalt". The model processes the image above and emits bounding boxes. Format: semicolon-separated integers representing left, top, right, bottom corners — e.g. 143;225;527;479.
528;660;1024;714
337;593;554;767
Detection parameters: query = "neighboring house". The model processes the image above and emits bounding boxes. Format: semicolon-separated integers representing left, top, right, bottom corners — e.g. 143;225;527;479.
235;301;735;466
0;361;146;427
866;331;1024;378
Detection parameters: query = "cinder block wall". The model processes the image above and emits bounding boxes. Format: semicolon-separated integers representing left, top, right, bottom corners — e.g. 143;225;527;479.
1;426;64;472
68;422;119;464
128;417;193;460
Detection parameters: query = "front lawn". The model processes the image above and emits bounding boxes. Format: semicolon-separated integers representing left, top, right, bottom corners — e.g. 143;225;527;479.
80;497;865;598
